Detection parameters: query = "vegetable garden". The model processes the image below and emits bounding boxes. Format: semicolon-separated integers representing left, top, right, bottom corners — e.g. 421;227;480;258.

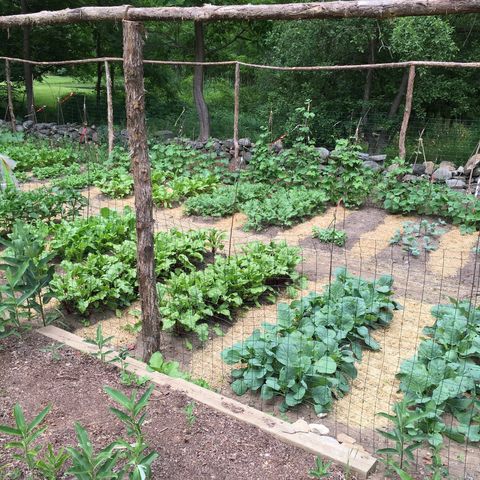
2;2;480;479
1;125;479;479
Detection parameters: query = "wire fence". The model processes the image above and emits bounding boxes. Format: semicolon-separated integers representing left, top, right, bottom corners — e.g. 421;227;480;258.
3;55;480;478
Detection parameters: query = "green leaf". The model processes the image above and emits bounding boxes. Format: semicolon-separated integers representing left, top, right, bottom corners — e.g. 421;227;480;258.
316;356;337;374
231;379;248;396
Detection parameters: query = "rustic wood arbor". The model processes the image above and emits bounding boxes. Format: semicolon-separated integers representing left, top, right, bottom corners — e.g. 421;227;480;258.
2;0;480;361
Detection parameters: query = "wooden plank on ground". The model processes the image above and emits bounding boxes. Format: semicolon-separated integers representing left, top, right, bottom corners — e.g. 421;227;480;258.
38;325;377;478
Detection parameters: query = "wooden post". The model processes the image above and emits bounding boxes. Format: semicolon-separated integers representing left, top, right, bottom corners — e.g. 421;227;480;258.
123;20;161;361
232;62;241;169
5;60;16;132
104;60;115;155
398;65;416;159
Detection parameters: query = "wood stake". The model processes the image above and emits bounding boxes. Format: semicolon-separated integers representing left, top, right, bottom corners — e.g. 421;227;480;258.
104;60;114;155
5;60;16;132
123;20;161;361
399;65;416;160
232;62;240;169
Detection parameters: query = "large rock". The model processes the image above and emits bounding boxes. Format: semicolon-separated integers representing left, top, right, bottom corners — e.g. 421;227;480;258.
309;423;330;436
432;167;452;181
438;161;456;172
238;138;252;148
446;178;466;189
465;154;480;174
412;164;426;175
424;161;435;176
403;174;421;183
316;147;330;161
363;160;382;171
369;154;387;163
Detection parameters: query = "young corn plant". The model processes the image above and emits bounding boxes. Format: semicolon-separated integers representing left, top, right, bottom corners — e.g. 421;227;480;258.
309;457;332;478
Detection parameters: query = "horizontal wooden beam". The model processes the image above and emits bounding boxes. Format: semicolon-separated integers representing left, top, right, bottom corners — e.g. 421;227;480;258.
2;55;480;70
38;325;377;478
0;1;480;28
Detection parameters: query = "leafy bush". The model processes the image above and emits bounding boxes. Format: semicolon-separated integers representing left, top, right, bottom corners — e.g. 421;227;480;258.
379;167;480;232
243;187;327;231
390;220;446;256
0;186;87;236
32;163;80;180
52;167;103;190
150;142;228;178
321;139;377;208
222;268;400;413
312;227;347;246
184;182;268;218
94;167;134;198
0;141;78;172
158;241;302;341
50;207;136;261
152;173;219;208
396;299;480;443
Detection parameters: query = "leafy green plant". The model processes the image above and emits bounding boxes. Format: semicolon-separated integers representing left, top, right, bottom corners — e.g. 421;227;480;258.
321;139;377;209
243;187;327;231
0;403;52;471
1;221;55;326
32;163;80;180
378;170;480;232
158;241;302;341
94;167;134;198
50;251;138;314
85;324;115;362
50;207;136;262
147;351;212;389
222;268;400;413
0;386;158;479
309;457;332;478
0;186;87;235
377;400;431;473
184;402;197;427
390;220;446;256
312;226;347;246
396;300;480;444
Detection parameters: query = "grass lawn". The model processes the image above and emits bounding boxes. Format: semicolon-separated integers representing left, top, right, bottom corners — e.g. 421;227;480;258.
33;75;96;109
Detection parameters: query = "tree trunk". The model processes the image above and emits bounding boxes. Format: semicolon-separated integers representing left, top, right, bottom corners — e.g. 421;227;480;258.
20;0;34;119
373;68;409;154
398;65;416;159
193;21;210;141
95;29;103;114
123;20;161;362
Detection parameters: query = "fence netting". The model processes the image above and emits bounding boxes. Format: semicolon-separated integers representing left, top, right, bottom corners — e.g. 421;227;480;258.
2;57;480;479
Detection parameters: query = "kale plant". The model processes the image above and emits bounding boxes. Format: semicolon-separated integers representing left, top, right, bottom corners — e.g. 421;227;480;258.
222;268;401;413
390;220;446;256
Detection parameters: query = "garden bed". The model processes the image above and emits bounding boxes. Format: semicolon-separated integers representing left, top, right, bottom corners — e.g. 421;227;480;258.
0;332;349;479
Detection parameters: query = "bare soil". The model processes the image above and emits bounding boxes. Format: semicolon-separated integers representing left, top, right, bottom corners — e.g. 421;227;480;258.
0;333;352;480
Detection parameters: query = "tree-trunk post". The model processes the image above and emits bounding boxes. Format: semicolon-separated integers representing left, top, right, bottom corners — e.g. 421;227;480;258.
5;60;16;133
104;60;115;155
193;21;210;141
123;20;161;362
399;65;416;160
232;62;241;169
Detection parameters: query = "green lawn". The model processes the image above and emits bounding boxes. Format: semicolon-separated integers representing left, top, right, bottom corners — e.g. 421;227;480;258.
33;75;95;109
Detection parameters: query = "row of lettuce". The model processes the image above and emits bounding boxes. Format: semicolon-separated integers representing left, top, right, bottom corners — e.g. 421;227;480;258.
2;130;480;235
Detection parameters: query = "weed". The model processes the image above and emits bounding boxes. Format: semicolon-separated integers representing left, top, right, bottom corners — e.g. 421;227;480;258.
184;401;197;427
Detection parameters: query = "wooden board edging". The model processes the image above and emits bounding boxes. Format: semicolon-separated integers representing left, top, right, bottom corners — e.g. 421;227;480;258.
37;325;377;478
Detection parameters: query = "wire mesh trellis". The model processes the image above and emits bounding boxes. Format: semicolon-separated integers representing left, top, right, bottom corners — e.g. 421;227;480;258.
3;55;480;479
